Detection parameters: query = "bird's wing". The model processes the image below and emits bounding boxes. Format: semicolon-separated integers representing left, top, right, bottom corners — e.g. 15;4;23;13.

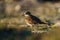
31;15;46;24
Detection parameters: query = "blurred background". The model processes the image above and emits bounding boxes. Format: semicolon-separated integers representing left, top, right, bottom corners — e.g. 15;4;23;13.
0;0;60;40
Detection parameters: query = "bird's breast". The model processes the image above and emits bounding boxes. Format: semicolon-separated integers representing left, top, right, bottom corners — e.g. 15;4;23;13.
25;17;33;26
25;17;32;24
25;17;37;24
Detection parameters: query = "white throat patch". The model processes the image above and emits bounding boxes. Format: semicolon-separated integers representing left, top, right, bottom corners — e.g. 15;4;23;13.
25;15;29;16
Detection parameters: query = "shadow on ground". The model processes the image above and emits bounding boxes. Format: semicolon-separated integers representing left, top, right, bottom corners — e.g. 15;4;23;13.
0;28;32;40
0;27;60;40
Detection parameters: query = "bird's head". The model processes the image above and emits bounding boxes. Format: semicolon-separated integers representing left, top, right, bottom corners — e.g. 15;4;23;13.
23;11;32;17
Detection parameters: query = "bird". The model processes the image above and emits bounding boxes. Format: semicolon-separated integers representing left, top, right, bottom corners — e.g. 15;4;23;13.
23;11;47;27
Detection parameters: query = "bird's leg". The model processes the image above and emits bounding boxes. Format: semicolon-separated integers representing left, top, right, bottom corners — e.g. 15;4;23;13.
30;24;37;31
32;24;38;31
28;24;33;31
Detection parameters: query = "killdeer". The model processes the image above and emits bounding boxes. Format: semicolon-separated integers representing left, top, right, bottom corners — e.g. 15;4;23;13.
23;11;46;27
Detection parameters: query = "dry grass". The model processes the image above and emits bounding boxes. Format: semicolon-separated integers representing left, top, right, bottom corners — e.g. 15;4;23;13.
0;0;60;40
